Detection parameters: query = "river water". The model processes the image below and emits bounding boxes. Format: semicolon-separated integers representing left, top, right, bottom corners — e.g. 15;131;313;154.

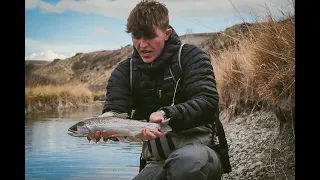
25;103;142;180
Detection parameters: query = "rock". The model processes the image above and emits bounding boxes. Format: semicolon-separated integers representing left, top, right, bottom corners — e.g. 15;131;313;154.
220;110;294;180
235;117;246;124
284;146;291;151
236;166;245;175
255;161;263;167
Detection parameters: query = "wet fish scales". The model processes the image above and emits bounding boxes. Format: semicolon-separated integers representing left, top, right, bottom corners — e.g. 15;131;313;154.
67;112;172;143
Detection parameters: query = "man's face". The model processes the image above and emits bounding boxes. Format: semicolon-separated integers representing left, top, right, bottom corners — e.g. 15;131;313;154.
132;27;172;63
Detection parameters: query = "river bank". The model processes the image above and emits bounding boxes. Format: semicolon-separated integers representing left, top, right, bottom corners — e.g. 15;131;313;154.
221;110;295;180
25;99;104;114
25;84;106;114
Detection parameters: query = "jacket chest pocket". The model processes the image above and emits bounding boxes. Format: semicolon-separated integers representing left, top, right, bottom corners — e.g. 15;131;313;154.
159;71;181;105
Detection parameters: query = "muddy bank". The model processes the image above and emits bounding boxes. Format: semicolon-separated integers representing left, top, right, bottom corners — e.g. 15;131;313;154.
25;100;104;114
221;110;295;180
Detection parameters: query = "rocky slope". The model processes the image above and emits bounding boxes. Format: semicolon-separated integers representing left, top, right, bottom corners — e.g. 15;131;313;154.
221;110;295;180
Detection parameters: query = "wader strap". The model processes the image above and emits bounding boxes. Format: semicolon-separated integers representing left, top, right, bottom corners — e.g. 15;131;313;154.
165;133;176;151
178;43;184;70
147;134;176;160
155;138;167;159
168;43;184;92
214;113;232;173
130;57;132;91
149;140;162;160
147;141;153;154
139;153;146;172
159;135;173;158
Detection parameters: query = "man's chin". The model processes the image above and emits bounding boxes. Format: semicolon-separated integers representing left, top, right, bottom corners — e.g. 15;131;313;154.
141;57;155;63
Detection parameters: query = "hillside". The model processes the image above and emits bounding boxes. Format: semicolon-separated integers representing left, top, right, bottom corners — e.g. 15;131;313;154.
25;22;255;91
26;17;294;93
26;45;133;90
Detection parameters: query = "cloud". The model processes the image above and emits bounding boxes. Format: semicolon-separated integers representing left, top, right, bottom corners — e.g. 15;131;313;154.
25;0;41;9
94;27;112;38
25;38;124;61
25;50;74;61
25;0;294;19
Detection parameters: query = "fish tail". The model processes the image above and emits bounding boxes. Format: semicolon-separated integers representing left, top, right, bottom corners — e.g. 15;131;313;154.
160;118;172;133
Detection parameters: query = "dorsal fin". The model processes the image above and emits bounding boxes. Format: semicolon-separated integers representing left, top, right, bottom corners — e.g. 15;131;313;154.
98;112;116;117
99;111;129;119
112;112;129;119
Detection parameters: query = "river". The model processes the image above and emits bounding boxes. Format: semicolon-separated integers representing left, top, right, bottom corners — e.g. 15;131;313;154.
25;103;142;180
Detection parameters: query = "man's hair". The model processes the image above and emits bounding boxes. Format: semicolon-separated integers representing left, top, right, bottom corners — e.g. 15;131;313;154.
126;0;169;38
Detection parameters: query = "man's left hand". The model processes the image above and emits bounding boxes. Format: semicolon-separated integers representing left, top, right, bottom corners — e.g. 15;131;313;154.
141;111;165;140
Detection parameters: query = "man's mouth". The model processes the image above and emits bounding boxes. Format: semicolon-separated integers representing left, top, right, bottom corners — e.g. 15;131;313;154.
140;50;152;55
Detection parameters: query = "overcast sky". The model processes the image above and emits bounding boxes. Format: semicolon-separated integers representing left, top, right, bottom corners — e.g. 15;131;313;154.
25;0;294;61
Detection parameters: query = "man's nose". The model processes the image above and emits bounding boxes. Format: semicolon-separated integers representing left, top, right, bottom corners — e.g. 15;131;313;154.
139;38;148;48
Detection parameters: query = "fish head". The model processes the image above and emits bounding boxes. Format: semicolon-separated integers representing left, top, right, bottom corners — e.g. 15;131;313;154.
67;121;91;137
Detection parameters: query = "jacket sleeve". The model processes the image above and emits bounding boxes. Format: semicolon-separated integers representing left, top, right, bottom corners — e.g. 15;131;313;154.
102;58;132;115
159;44;219;131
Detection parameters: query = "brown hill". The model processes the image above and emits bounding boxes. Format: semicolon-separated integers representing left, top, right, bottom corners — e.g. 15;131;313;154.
28;45;133;91
26;21;262;91
25;60;50;74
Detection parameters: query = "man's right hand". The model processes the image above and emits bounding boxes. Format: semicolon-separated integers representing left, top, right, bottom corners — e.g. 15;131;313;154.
94;130;119;142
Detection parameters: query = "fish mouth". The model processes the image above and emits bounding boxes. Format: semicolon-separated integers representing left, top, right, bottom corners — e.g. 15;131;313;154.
67;128;85;137
67;121;88;137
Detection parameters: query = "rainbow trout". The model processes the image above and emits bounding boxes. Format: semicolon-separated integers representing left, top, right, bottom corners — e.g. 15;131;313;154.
67;111;172;143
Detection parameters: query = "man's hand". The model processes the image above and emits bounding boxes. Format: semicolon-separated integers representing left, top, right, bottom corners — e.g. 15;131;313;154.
149;111;165;124
94;130;119;142
141;111;165;141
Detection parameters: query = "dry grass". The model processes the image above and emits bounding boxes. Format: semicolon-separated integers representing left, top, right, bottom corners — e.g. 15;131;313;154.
92;91;106;101
211;9;295;124
25;84;93;113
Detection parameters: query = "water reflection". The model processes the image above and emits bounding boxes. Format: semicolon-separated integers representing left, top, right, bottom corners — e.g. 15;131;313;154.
25;104;142;180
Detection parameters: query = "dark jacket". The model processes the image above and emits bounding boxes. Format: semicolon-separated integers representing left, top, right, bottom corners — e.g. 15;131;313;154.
102;27;219;132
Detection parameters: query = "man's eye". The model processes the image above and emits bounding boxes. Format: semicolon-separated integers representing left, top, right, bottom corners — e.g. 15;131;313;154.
144;36;155;40
132;35;155;40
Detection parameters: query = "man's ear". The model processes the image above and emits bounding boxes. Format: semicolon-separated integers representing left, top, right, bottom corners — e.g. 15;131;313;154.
165;28;172;41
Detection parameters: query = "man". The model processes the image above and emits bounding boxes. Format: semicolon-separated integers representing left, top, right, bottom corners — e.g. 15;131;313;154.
95;0;225;179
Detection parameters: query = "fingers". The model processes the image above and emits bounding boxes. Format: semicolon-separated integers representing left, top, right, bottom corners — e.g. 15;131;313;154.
95;131;101;142
142;128;159;140
102;130;108;142
87;136;91;142
149;112;165;124
94;130;108;142
110;135;119;141
153;128;164;137
94;130;119;142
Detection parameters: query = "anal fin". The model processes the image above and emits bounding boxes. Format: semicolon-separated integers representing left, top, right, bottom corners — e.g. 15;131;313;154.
115;136;128;143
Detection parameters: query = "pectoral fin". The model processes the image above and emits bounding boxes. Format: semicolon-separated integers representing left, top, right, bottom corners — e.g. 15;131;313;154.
115;136;127;143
